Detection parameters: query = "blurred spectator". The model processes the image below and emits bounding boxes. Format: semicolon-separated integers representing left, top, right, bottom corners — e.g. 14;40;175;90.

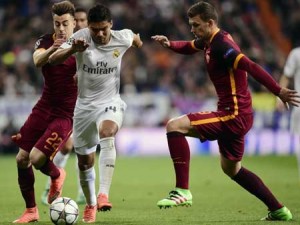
0;118;18;154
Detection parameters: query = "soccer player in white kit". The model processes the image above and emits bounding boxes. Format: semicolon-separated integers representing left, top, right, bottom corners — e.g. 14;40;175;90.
277;47;300;178
49;4;143;223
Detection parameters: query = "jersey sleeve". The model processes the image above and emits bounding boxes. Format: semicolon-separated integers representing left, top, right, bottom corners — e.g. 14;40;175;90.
118;29;134;47
283;49;298;78
216;41;241;68
34;35;48;50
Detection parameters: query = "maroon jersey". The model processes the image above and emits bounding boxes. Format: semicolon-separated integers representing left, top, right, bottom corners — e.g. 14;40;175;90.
13;34;77;157
34;33;77;118
194;30;252;115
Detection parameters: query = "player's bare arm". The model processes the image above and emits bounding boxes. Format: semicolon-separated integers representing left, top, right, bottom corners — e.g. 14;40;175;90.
151;35;170;48
33;37;66;67
49;38;89;65
132;33;143;48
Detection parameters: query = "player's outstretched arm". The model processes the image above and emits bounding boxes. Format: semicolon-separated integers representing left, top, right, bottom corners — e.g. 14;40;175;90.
33;37;66;67
49;38;89;65
237;55;300;109
152;35;198;55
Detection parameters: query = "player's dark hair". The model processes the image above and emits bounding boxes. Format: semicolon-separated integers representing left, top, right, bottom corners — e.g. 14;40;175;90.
75;7;87;14
52;0;75;17
88;4;112;23
187;1;218;23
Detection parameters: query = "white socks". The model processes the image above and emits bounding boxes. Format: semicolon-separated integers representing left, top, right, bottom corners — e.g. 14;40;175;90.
98;137;116;196
79;167;97;206
53;151;70;168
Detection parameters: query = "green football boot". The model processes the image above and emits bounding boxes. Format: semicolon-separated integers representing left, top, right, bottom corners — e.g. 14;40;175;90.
261;206;292;221
157;188;192;209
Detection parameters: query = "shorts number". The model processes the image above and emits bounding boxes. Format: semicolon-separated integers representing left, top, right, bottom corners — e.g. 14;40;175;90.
44;132;63;151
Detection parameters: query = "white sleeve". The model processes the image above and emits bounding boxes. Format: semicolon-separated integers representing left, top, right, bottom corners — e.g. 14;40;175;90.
119;29;134;47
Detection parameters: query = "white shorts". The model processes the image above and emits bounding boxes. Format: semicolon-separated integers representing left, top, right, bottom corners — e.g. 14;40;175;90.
73;97;127;155
291;107;300;135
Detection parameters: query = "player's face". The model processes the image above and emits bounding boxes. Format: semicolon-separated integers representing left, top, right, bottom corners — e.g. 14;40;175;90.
88;20;113;45
53;13;75;40
189;15;213;42
75;12;88;31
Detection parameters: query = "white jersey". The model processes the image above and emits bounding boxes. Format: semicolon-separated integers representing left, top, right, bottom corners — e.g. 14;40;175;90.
62;28;134;109
283;47;300;134
61;28;133;151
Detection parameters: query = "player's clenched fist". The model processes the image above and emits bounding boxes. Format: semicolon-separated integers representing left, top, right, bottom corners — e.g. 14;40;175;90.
71;38;89;52
52;38;66;49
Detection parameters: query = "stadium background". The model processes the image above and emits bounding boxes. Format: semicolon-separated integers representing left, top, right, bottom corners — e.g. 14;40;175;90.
0;0;299;156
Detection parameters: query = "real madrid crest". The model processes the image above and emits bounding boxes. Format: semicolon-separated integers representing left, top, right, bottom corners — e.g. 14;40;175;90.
113;49;120;58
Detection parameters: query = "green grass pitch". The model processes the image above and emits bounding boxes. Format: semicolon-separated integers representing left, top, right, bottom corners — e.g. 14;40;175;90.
0;154;299;225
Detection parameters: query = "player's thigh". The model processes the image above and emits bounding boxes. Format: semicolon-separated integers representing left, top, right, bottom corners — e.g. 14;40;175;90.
218;134;245;161
14;111;49;153
187;111;225;141
97;97;127;135
34;117;73;159
73;112;99;152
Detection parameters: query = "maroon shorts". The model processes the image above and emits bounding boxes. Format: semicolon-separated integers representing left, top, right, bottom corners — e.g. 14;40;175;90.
14;108;72;159
187;111;253;161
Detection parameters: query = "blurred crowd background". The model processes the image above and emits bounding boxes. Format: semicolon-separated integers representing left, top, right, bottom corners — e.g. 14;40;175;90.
0;0;300;153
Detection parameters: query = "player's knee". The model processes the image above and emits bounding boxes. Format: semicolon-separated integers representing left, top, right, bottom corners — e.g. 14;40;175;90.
78;161;93;171
16;153;30;168
29;152;46;169
77;154;94;171
166;119;179;132
99;128;115;138
60;146;72;154
221;164;239;178
221;167;233;177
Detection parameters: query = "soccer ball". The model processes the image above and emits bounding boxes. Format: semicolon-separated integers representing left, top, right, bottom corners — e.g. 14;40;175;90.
49;197;79;225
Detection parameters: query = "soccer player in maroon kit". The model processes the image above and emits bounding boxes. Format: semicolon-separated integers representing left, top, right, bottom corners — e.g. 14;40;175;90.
12;1;77;223
152;1;300;221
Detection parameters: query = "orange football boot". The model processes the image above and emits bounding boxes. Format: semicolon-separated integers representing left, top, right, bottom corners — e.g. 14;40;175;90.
13;207;39;223
48;168;66;204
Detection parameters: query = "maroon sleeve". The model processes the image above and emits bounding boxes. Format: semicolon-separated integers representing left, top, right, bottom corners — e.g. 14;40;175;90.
34;34;51;50
237;55;281;95
169;41;199;55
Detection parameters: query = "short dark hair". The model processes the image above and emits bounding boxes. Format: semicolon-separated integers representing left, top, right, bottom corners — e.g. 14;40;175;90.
88;4;112;24
75;7;87;14
187;1;218;23
52;0;75;17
